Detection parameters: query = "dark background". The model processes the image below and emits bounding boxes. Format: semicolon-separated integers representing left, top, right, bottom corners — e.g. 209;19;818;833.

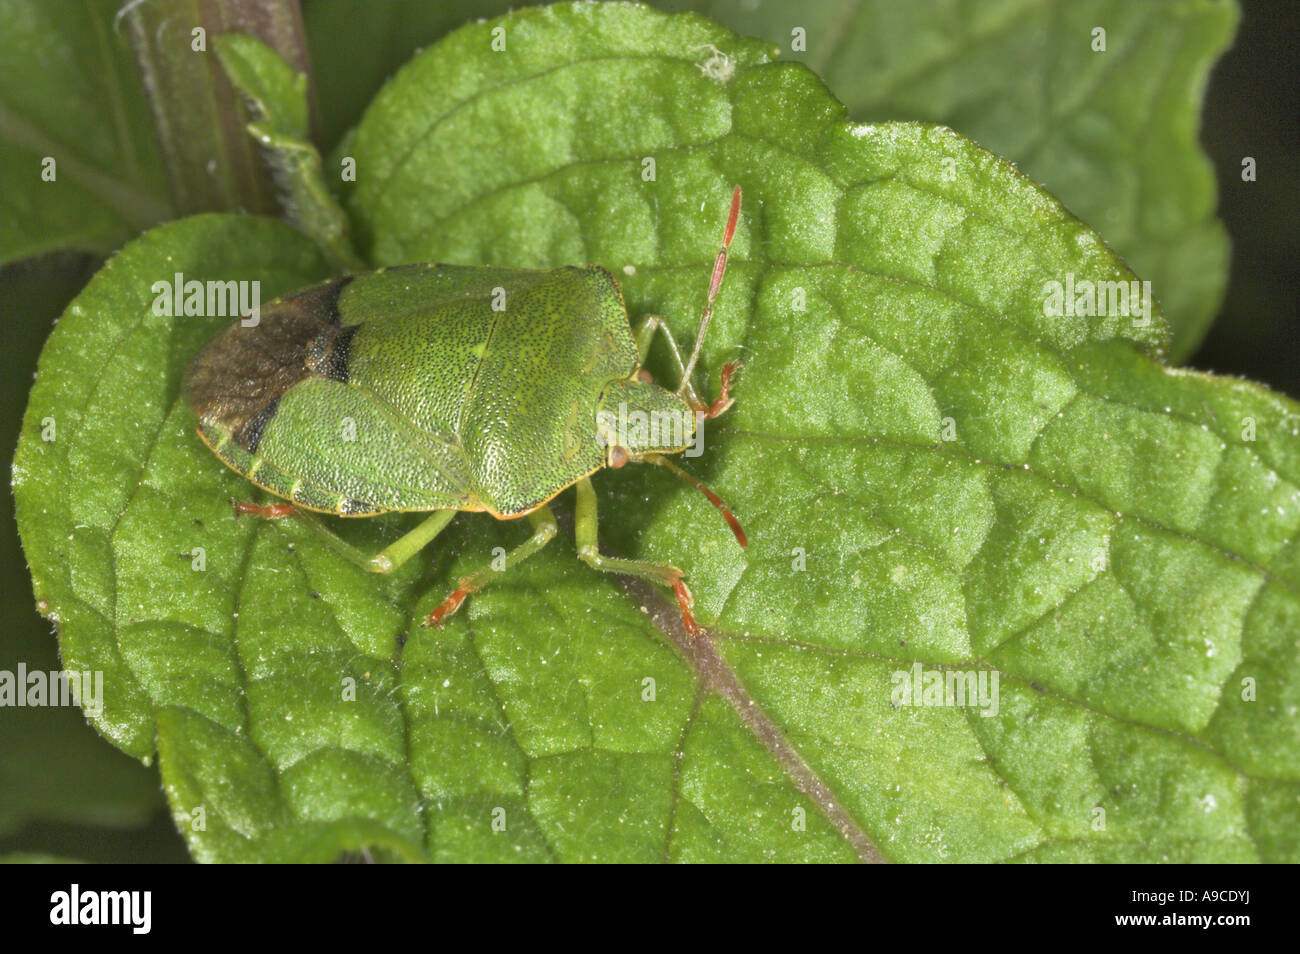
1191;0;1299;399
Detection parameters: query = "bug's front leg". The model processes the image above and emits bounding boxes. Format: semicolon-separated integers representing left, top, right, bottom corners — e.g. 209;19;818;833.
632;314;705;409
632;314;739;420
573;477;701;637
424;506;558;627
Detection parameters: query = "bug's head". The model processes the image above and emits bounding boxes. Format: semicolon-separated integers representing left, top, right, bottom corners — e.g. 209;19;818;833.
583;187;750;551
595;370;748;551
595;373;700;468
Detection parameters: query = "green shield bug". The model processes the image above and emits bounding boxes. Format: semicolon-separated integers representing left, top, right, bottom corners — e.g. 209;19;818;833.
183;188;746;638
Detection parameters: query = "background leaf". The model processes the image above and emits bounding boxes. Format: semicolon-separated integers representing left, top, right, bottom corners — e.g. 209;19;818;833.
0;0;170;264
13;2;1297;862
665;0;1238;361
304;0;519;152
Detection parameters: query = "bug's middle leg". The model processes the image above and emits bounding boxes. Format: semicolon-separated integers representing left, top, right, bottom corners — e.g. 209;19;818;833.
632;314;705;409
423;506;558;627
573;477;701;636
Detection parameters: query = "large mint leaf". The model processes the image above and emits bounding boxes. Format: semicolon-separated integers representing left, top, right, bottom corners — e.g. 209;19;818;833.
681;0;1237;361
15;2;1297;862
0;0;169;263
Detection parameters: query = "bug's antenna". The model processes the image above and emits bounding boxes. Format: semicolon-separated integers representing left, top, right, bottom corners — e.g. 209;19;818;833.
677;186;741;398
644;453;747;549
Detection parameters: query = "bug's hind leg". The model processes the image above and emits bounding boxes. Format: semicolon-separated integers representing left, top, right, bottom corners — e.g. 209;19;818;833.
424;506;558;627
367;509;457;574
573;478;701;637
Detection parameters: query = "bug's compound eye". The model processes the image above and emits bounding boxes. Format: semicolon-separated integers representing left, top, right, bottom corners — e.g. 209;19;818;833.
635;368;654;384
610;445;630;469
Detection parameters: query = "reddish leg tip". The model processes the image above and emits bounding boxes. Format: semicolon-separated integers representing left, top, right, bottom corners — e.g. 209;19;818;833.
423;585;470;628
672;579;700;638
234;501;294;519
705;361;741;420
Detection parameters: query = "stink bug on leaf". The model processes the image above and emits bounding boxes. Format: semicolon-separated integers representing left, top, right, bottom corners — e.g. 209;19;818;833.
183;188;747;638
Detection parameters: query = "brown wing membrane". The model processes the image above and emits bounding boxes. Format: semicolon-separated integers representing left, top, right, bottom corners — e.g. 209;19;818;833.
182;279;350;448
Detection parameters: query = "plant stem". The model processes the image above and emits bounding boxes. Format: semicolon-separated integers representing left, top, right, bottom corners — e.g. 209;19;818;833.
120;0;319;216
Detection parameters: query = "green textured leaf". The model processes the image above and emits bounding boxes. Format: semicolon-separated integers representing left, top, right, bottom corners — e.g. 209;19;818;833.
673;0;1237;361
14;3;1297;863
0;0;170;263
